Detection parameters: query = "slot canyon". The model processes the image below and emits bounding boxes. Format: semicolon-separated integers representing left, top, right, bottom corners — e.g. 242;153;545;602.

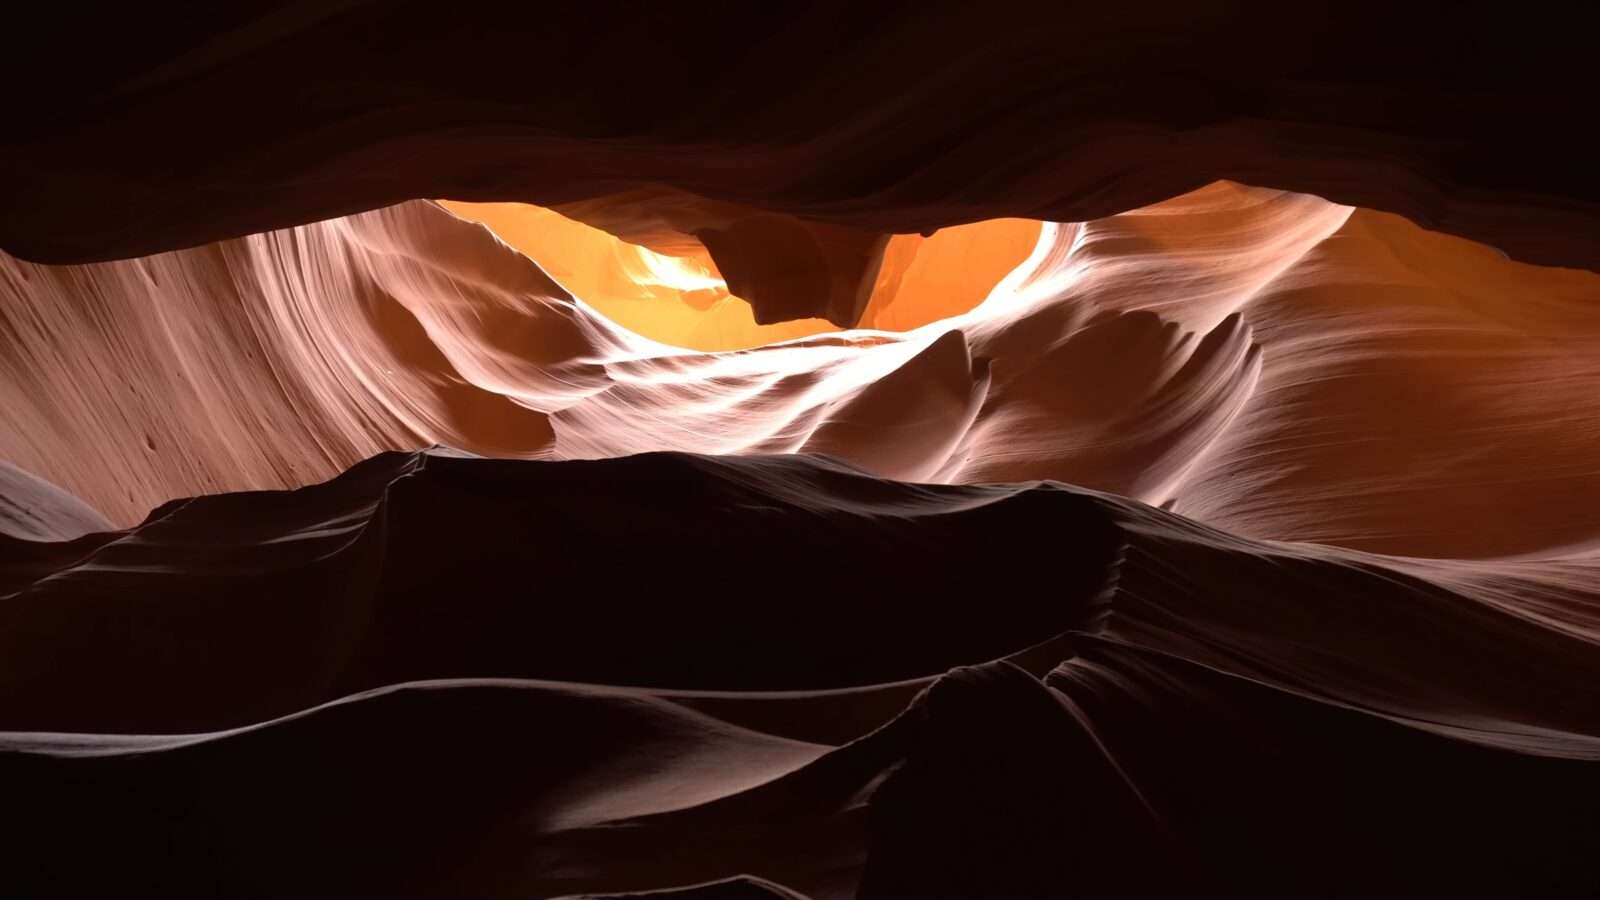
2;5;1600;898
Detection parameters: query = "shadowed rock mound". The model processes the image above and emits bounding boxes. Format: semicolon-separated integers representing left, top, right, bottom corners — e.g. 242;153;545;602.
2;450;1599;898
0;449;1123;734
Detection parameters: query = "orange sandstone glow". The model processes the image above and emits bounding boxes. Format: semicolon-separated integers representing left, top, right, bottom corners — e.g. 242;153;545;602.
9;182;1600;559
438;200;1040;351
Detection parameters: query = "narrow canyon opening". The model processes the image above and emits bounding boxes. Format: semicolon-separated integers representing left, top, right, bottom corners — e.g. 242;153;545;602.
437;200;1043;351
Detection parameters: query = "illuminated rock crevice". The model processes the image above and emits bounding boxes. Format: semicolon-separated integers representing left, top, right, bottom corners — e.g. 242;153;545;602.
437;200;1041;351
6;182;1600;563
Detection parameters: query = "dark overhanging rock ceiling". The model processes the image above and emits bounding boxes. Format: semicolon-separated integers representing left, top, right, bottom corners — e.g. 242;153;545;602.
3;3;1597;325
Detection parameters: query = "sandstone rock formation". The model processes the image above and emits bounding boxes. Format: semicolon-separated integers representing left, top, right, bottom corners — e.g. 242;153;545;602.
3;6;1600;897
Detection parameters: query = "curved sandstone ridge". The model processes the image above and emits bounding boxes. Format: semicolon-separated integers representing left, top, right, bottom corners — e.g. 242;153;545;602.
6;182;1600;559
2;449;1598;897
2;5;1598;322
